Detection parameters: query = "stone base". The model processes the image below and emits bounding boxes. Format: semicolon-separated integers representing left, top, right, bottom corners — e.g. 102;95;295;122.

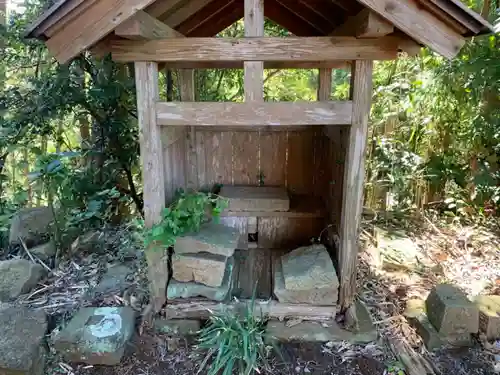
51;307;136;366
475;295;500;340
219;186;290;212
172;253;228;287
154;319;201;336
168;257;234;302
0;304;47;375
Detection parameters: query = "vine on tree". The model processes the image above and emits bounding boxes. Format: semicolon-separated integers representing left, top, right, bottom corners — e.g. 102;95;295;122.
144;190;227;250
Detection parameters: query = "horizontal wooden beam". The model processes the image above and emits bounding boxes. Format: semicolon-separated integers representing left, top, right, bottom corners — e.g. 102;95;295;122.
115;10;183;40
160;60;350;69
356;0;465;59
156;101;353;126
111;36;404;62
331;8;394;38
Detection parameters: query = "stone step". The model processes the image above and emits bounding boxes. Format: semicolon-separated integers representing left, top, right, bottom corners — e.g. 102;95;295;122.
475;295;500;340
174;222;240;257
172;253;228;287
220;186;290;212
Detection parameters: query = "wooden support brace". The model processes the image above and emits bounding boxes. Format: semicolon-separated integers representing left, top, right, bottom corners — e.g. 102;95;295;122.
331;8;394;38
115;10;183;40
338;60;373;313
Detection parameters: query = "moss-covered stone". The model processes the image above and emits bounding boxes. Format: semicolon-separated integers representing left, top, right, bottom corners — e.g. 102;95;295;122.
9;207;54;247
0;259;45;301
153;319;200;336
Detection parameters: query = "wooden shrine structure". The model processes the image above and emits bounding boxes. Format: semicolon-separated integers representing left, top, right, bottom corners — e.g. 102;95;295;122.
26;0;492;323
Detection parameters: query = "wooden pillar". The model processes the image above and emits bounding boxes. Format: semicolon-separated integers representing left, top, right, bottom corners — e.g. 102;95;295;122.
244;0;264;101
179;69;198;190
338;60;373;313
135;61;168;313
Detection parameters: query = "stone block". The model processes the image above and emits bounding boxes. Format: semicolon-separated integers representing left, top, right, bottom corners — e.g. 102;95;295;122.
172;253;227;287
9;207;54;246
220;186;290;212
281;244;338;291
51;307;136;366
168;256;234;302
273;259;337;305
475;295;500;340
0;259;46;302
174;222;240;257
30;241;56;261
92;265;133;296
425;284;479;335
0;304;47;375
154;319;200;336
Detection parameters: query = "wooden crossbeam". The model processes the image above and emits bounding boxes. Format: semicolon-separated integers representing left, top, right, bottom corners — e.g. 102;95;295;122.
155;101;353;126
115;10;183;40
356;0;465;59
331;8;393;38
111;36;403;62
158;61;350;69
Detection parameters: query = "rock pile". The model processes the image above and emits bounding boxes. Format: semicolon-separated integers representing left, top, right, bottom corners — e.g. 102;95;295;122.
168;221;240;301
273;244;339;305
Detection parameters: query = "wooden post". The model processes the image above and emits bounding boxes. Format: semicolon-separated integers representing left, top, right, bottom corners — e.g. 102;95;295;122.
135;61;168;313
244;0;264;101
338;60;373;315
317;68;332;102
179;69;198;189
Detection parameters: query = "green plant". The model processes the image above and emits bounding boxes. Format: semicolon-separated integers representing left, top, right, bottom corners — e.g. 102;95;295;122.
196;297;279;375
144;190;227;250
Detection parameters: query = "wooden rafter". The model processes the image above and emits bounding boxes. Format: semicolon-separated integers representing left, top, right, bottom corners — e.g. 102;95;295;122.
162;0;213;28
177;0;238;36
115;10;183;39
110;36;403;62
331;8;394;37
264;0;323;36
274;0;335;35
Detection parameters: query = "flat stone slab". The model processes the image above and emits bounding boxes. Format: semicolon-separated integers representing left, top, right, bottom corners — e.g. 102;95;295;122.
174;222;240;257
9;207;54;246
92;265;133;296
273;259;337;305
51;307;136;366
0;259;45;301
172;253;227;287
154;319;200;336
168;257;234;302
220;186;290;212
30;241;56;261
475;295;500;340
267;302;376;344
426;284;479;336
281;244;338;291
0;304;47;375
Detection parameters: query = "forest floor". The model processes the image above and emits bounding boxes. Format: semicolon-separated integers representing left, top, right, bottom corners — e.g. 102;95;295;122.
23;212;500;375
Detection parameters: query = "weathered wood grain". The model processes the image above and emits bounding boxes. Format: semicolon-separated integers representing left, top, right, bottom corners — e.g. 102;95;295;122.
331;8;394;38
259;131;287;186
111;36;403;62
156;101;353;126
115;10;183;40
179;69;197;190
232;132;259;185
244;0;264;102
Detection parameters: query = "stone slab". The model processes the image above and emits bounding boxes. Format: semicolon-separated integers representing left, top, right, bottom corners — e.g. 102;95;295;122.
174;222;240;257
168;256;234;302
172;253;227;287
220;186;290;212
0;259;46;302
273;259;337;305
475;295;500;340
9;207;54;246
30;241;56;261
154;319;201;336
281;244;338;291
51;307;136;366
267;302;376;344
92;265;133;296
426;284;479;336
0;304;47;375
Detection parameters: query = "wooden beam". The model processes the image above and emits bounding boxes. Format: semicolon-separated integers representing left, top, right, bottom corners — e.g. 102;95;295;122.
145;0;185;19
338;60;373;312
244;0;264;102
46;0;157;63
163;0;212;28
156;101;353;126
115;10;183;40
159;60;350;70
111;36;402;62
356;0;465;59
331;8;393;38
135;61;167;313
317;68;332;101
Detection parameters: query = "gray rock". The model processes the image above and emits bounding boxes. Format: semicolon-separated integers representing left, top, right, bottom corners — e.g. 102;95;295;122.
475;295;500;340
273;258;337;305
172;253;228;287
219;186;290;212
281;244;338;291
168;257;234;302
174;222;240;257
0;304;47;375
51;307;136;366
30;241;56;261
71;231;103;254
9;207;54;246
154;319;200;336
426;284;479;336
0;259;45;301
93;265;133;296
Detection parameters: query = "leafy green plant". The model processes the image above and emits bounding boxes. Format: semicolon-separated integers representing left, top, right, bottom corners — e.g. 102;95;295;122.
144;190;227;250
196;297;279;375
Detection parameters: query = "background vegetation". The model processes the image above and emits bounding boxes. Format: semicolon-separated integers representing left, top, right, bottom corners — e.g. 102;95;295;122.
0;0;499;257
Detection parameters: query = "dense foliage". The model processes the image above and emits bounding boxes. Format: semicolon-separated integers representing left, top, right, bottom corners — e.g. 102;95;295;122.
0;0;499;255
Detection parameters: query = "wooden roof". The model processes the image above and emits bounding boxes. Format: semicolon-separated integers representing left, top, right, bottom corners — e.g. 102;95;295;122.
25;0;494;63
